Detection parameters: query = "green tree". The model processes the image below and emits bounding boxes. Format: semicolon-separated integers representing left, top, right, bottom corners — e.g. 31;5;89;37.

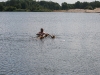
85;5;93;10
68;4;74;9
5;6;16;11
48;2;56;10
21;2;28;9
0;0;100;12
95;1;100;7
0;3;4;11
61;2;68;10
54;3;61;10
81;2;89;9
74;1;81;8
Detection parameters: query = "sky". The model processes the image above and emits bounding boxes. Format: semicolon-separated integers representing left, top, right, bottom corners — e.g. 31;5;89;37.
48;0;96;4
0;0;97;5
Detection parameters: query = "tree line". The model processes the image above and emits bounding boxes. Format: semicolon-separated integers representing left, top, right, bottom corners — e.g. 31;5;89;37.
0;0;100;11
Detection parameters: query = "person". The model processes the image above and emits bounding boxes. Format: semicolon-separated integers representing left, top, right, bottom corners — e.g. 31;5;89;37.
36;28;45;36
36;28;55;39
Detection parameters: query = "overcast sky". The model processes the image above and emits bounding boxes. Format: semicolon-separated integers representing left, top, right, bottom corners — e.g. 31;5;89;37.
0;0;97;4
47;0;96;4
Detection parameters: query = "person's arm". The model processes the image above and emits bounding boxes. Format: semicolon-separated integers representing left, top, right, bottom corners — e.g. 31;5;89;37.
36;32;41;36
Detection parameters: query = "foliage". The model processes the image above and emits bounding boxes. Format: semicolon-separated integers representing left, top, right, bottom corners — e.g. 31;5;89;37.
74;1;81;9
0;0;100;11
0;3;4;11
5;6;16;11
84;5;93;10
61;2;68;10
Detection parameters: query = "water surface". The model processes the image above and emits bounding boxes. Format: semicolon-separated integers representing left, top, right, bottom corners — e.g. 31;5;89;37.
0;12;100;75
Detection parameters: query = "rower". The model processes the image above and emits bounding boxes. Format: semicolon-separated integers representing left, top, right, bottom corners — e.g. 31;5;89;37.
36;28;45;37
36;28;55;39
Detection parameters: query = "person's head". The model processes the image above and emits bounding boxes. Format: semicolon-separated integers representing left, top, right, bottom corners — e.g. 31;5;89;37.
40;28;44;33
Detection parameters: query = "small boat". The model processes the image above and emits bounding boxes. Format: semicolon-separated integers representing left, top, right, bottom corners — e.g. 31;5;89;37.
36;28;55;39
37;34;55;39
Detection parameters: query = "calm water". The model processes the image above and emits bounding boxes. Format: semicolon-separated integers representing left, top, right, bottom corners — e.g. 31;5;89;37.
0;12;100;75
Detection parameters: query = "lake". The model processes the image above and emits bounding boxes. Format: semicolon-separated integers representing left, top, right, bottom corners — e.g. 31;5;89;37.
0;12;100;75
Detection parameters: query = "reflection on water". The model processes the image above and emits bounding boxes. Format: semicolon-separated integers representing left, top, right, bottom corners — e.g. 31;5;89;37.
0;12;100;75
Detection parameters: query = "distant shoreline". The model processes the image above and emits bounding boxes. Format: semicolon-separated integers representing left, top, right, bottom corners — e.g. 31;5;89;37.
53;8;100;13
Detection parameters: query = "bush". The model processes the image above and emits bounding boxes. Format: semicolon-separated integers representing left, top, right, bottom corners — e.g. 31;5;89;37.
85;5;93;10
5;6;16;11
0;4;4;11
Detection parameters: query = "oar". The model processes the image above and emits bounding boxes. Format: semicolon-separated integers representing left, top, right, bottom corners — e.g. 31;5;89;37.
47;34;55;39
